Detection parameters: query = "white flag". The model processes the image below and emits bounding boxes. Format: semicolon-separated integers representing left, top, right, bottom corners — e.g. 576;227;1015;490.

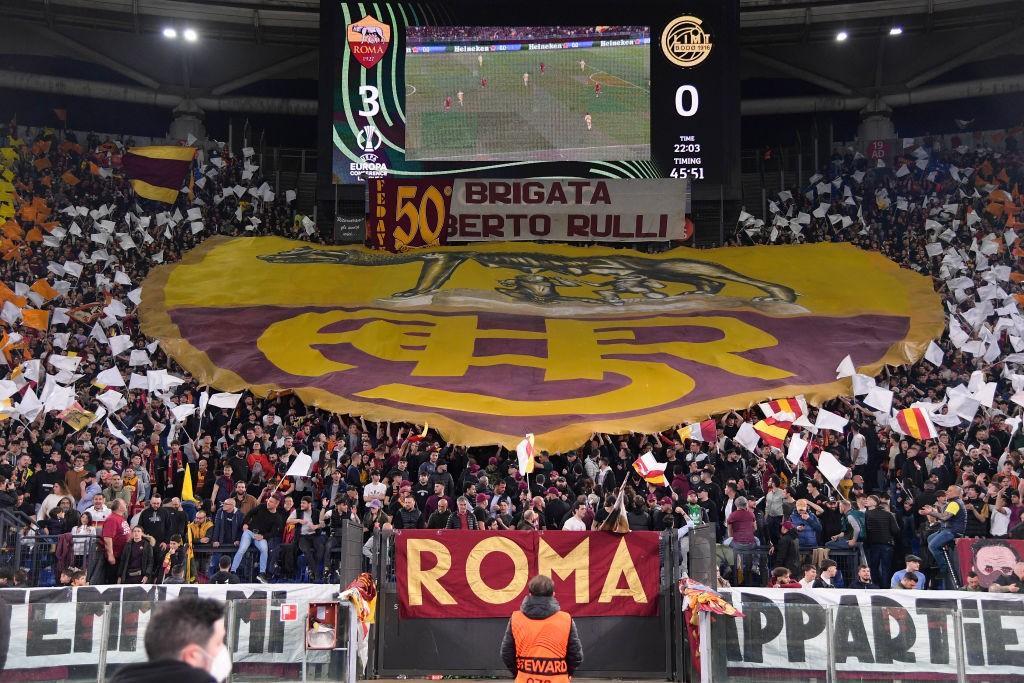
284;452;314;478
923;341;944;367
835;355;856;379
786;433;808;466
95;367;125;388
106;418;133;447
734;422;761;453
816;451;850;490
814;408;849;433
208;392;243;409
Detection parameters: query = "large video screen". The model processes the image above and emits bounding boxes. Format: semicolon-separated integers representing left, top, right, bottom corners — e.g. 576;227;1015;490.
326;1;738;186
404;26;651;162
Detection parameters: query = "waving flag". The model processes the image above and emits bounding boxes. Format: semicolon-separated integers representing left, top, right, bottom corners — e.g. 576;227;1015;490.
678;419;716;442
894;407;939;440
759;395;807;420
123;146;197;204
632;451;668;486
516;433;536;474
753;416;791;449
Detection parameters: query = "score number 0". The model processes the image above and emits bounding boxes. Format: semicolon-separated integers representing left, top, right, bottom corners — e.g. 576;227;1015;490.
675;85;698;117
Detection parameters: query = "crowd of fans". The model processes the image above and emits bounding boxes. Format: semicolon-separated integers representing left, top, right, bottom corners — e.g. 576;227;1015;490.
0;120;1022;595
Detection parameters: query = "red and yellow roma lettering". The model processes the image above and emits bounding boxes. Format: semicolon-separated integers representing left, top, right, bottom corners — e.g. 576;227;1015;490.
396;530;660;619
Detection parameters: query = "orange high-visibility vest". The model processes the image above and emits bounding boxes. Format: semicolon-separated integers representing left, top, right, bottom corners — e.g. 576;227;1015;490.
510;610;571;683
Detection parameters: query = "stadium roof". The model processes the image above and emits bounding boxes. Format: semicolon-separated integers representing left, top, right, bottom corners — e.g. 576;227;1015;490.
0;0;1022;120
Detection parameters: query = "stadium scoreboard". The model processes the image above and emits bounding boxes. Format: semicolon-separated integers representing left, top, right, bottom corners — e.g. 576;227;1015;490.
324;0;738;188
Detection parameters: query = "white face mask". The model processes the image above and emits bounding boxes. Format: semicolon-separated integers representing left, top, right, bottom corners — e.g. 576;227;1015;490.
200;644;232;682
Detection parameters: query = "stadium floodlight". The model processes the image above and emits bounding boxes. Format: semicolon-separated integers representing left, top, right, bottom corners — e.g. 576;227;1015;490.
162;27;177;39
183;28;198;42
889;26;903;36
835;30;849;42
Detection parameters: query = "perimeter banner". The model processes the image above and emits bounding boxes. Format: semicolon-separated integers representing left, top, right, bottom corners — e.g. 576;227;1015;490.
140;237;944;450
719;588;1024;677
367;177;687;250
0;583;337;673
394;530;661;618
955;537;1024;589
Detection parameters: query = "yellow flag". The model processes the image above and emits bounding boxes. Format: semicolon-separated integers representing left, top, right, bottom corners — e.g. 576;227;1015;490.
181;462;197;503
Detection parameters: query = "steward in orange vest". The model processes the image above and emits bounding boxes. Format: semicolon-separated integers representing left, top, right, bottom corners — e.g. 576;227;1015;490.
500;575;583;683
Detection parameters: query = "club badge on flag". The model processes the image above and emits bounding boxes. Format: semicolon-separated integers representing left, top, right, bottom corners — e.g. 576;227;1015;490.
893;407;939;440
753;416;791;449
677;419;716;442
632;451;668;486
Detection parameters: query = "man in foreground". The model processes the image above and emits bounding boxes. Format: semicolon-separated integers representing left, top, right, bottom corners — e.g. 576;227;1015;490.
110;597;231;683
501;575;583;683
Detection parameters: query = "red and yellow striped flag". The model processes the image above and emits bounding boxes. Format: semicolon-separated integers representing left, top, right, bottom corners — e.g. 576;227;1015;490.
123;146;197;204
894;407;938;440
759;395;807;419
753;416;791;449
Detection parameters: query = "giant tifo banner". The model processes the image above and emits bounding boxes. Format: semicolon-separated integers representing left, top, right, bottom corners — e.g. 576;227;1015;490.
0;584;337;673
367;178;688;251
720;588;1024;678
140;237;943;450
394;530;660;618
956;537;1024;589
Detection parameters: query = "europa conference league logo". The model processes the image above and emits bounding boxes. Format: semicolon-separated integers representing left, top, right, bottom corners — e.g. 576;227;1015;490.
347;15;391;69
661;16;712;68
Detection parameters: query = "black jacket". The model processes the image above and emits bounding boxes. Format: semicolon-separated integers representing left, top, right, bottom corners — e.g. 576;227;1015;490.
109;659;215;683
244;505;284;539
773;531;801;575
118;538;155;583
500;595;584;675
209;570;240;584
864;508;900;545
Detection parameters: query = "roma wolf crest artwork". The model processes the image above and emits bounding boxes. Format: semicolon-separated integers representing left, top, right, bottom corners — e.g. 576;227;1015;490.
141;237;943;450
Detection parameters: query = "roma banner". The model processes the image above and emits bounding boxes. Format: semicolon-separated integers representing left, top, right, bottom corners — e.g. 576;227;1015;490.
367;177;687;251
394;530;661;619
140;237;943;451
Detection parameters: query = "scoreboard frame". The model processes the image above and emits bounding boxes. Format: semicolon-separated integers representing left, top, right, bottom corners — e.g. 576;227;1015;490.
318;0;739;218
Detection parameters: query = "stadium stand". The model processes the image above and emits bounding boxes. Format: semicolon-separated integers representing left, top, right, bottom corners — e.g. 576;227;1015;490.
0;118;1021;596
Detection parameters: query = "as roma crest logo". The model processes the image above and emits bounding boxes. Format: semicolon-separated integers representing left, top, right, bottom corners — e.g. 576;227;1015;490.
347;15;391;69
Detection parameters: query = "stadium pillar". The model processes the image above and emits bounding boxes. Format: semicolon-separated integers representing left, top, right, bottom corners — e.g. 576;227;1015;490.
857;100;895;144
168;99;206;142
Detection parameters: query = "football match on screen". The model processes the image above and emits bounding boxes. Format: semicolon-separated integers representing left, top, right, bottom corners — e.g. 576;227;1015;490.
404;26;651;162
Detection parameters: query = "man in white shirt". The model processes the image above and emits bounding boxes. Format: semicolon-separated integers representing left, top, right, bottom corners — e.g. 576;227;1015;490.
362;470;387;503
562;501;588;531
87;493;112;525
798;564;818;589
850;424;868;472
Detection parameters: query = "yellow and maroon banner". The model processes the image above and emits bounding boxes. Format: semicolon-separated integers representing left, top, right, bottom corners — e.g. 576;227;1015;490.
367;177;688;251
123;145;196;204
140;237;943;451
395;530;661;619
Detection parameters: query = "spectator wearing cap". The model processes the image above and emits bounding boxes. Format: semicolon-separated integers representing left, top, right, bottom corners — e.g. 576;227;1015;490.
544;487;569;530
773;520;801;576
446;496;479;529
473;493;492;525
889;555;926;590
362;498;388;541
653;496;681;530
812;560;839;588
